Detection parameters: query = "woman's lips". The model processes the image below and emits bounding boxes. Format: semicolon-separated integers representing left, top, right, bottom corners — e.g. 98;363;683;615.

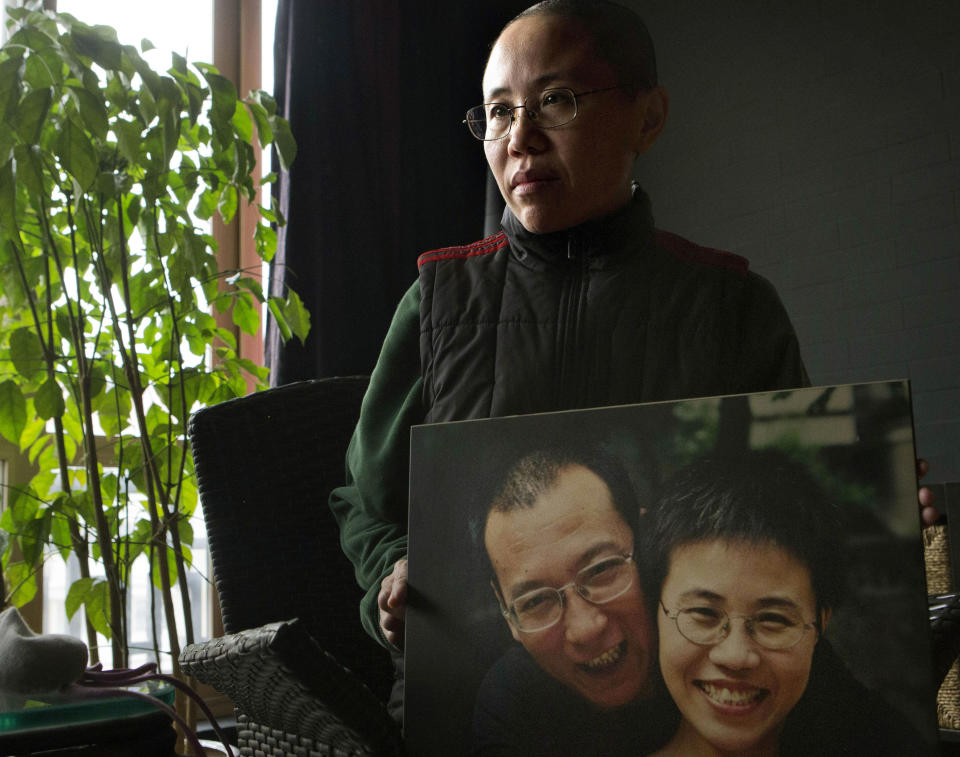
696;680;769;712
511;170;559;194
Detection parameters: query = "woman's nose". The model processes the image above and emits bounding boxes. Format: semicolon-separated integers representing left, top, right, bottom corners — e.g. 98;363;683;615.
708;619;761;670
507;107;547;155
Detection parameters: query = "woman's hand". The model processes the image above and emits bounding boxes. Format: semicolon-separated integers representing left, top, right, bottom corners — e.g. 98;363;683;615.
918;458;939;526
378;558;408;648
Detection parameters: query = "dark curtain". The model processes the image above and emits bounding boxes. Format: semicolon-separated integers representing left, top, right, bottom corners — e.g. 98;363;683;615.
266;1;523;384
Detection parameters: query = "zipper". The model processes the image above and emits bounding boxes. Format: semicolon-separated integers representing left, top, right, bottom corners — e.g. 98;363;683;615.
557;230;590;407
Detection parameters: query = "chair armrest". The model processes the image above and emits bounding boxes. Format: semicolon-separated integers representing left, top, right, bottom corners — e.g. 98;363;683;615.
931;592;960;686
180;619;402;756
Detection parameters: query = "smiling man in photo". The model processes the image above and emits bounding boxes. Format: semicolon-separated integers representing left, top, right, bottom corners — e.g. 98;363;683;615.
472;446;673;756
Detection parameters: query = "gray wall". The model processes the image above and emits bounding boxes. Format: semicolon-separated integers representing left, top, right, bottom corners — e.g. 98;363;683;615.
635;0;960;482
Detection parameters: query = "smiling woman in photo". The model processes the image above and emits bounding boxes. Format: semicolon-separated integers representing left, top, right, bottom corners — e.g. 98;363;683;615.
653;537;826;756
642;450;850;756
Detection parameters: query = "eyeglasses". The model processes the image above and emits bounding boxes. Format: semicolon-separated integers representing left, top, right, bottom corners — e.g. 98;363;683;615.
499;552;636;633
660;600;818;651
463;86;623;141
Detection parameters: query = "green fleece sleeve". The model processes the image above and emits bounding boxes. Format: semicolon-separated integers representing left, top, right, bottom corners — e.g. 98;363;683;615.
329;281;424;649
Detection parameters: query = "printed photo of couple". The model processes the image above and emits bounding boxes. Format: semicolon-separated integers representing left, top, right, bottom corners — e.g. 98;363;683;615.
405;380;938;756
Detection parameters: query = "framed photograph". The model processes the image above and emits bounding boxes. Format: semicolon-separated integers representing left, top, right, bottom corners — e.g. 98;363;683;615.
405;381;938;756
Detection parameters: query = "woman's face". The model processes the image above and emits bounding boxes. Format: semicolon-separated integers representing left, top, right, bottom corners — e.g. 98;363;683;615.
481;15;665;234
657;539;821;755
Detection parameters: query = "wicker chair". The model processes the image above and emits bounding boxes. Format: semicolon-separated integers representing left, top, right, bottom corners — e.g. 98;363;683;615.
179;377;402;757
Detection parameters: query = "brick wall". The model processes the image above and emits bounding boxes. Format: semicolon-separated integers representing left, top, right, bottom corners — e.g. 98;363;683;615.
636;0;960;481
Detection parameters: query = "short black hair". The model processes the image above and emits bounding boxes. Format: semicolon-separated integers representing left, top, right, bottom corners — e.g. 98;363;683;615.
488;444;640;532
641;449;844;616
477;444;641;583
505;0;658;93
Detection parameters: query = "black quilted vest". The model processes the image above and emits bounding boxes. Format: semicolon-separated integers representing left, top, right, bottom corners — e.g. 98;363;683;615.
417;190;803;424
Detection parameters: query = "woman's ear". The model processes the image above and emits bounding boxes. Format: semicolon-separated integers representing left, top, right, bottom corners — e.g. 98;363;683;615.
634;86;669;154
817;607;833;639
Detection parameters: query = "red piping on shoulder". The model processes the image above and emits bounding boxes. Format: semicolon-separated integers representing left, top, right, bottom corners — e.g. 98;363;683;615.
655;229;749;276
417;231;509;268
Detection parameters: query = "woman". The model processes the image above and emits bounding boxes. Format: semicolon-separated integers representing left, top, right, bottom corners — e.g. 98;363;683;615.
642;450;929;756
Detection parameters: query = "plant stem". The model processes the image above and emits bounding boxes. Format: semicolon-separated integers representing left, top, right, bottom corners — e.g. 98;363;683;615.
152;205;195;648
8;231;102;662
109;195;182;675
39;194;124;666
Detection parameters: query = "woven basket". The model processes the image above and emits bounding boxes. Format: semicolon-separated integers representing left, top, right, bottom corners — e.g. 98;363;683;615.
926;524;953;594
925;524;960;729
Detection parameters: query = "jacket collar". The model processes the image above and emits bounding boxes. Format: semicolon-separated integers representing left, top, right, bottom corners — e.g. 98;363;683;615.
500;183;656;270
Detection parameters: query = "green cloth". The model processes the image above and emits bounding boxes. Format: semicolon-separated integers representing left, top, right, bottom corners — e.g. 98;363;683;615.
329;281;424;648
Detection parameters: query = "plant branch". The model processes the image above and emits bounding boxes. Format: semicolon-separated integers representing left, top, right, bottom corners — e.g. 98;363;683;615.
38;192;122;664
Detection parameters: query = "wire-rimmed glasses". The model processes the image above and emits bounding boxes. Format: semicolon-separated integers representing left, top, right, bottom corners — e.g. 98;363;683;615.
463;86;622;141
660;600;818;650
499;552;636;633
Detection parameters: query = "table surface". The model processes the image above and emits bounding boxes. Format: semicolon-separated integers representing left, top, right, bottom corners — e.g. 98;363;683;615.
0;681;174;735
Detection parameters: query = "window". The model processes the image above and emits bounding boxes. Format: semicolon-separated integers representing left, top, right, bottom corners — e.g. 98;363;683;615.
2;1;277;678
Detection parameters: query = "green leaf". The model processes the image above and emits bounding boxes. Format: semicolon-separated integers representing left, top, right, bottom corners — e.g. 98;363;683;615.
174;514;194;546
65;576;95;619
13;87;52;144
35;377;65;420
231;100;253;144
18;414;46;454
50;511;73;560
70;24;123;71
87;363;107;400
101;473;119;507
13;144;46;197
268;114;297;171
114;117;143;165
245;100;273;148
0;57;24;125
254;222;277;262
84;579;112;637
0;161;16;234
9;327;45;382
8;486;39;526
176;477;198;521
18;510;50;565
213;326;236;351
68;85;109;140
193;186;218;221
170;51;187;77
257;204;278;223
248;89;277;116
122;520;150;568
6;24;56;57
57;117;98;190
136;71;158;124
218;183;238;223
267;297;292;342
0;380;27;444
205;73;238;126
231;291;259;336
4;561;38;607
228;274;264;302
283;288;311;344
97;385;131;438
71;490;96;527
158;78;182;166
151;543;180;591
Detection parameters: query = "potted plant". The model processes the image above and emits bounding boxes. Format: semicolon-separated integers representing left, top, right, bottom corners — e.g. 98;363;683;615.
0;1;306;694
